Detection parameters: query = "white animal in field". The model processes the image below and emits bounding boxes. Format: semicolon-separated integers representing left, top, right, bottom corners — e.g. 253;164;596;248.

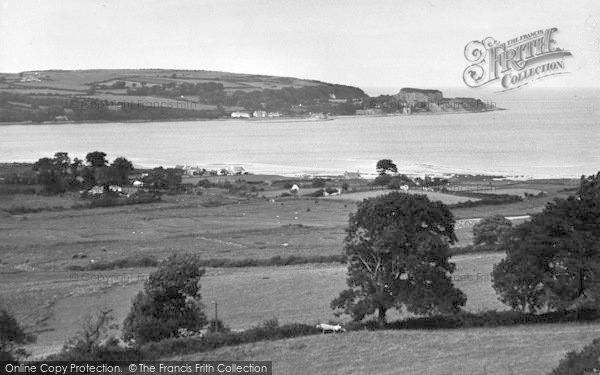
316;323;346;333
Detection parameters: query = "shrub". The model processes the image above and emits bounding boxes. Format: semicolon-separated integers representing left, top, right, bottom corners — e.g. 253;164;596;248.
47;339;142;362
140;321;320;359
387;175;413;190
67;255;158;271
46;309;144;362
372;174;392;186
0;308;35;361
311;178;327;188
550;338;600;375
305;189;324;197
84;191;161;208
196;179;213;188
122;254;208;344
473;214;512;246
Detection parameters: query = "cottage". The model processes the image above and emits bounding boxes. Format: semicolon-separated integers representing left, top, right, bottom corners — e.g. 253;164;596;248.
231;111;251;118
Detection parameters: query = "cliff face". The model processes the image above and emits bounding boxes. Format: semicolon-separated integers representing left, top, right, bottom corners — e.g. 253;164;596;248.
393;88;492;112
396;88;443;104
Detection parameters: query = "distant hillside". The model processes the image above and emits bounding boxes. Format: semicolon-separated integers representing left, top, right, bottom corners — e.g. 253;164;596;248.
0;69;366;122
0;69;492;123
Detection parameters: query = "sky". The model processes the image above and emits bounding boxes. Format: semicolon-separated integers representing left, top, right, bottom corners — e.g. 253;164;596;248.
1;0;599;91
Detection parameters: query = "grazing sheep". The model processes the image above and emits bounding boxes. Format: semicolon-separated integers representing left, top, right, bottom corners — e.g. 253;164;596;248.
316;323;346;333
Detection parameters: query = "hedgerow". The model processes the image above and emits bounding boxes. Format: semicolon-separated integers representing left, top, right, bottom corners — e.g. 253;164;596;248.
66;254;346;271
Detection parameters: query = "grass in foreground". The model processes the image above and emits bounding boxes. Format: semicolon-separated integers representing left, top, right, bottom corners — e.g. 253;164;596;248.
174;323;600;375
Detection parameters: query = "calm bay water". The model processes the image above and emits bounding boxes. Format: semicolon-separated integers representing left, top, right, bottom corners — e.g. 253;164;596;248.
1;88;599;178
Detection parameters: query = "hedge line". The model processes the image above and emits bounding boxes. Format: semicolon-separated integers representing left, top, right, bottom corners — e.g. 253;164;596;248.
66;254;346;271
46;309;600;362
47;321;321;362
141;322;320;359
346;308;600;331
447;192;522;209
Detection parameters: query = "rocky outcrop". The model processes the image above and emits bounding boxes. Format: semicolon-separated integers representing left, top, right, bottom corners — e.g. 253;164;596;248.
396;88;443;104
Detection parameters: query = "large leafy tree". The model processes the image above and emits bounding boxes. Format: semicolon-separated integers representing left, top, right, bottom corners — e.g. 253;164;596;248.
122;254;207;343
376;159;398;175
85;151;108;168
109;157;134;186
492;172;600;312
33;152;80;193
331;192;466;327
33;157;64;193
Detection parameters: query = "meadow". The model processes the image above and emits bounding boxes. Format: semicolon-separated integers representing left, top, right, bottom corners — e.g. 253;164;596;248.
0;177;584;360
176;323;600;375
1;252;506;358
323;188;480;205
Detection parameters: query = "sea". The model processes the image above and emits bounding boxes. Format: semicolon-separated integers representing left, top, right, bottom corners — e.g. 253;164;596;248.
1;87;598;179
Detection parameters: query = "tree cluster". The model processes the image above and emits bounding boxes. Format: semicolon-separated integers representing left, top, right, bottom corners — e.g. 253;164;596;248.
492;172;600;312
33;151;133;194
142;167;183;192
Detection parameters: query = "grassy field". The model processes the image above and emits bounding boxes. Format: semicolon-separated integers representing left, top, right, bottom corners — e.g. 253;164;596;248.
0;193;79;212
323;189;480;205
3;252;505;357
0;69;321;96
479;187;543;197
0;177;581;359
175;323;600;375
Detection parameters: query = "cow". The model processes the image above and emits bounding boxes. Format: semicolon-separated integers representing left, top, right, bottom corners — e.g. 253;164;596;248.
316;323;346;334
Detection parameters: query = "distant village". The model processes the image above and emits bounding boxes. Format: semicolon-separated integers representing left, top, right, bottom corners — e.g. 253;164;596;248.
3;71;497;123
229;88;496;119
173;164;248;177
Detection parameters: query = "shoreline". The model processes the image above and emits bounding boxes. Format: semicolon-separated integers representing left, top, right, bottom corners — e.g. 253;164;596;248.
0;161;581;183
0;107;506;126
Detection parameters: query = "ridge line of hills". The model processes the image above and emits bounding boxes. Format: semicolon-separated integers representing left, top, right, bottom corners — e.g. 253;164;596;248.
0;69;495;123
